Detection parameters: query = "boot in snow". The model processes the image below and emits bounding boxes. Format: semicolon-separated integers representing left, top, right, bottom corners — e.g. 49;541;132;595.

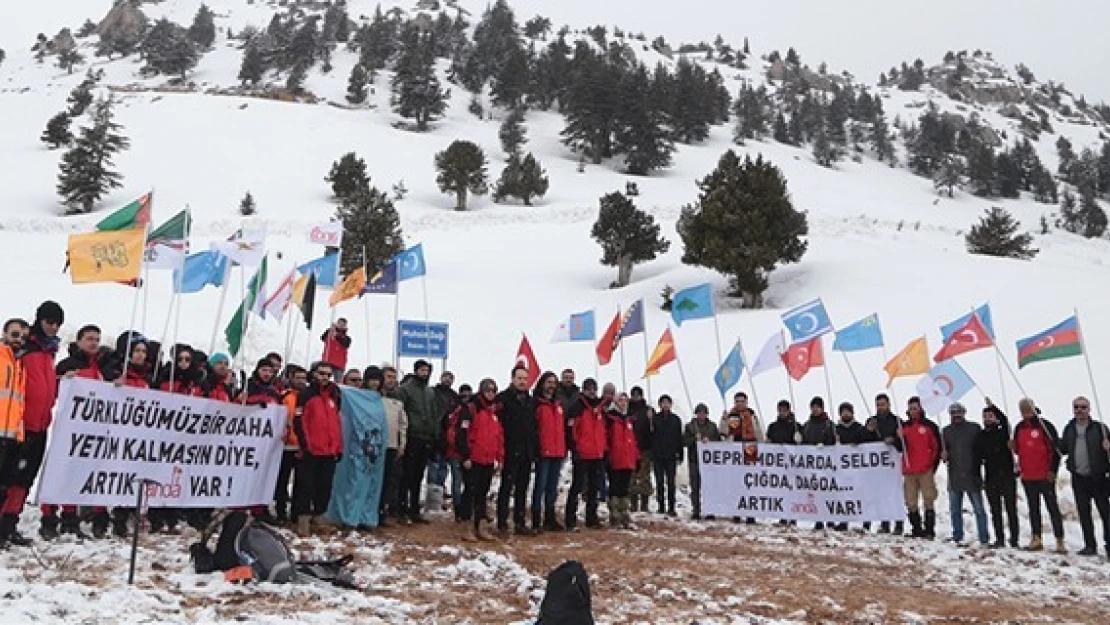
893;521;904;536
297;516;311;537
91;510;110;539
878;521;890;534
1026;534;1043;551
39;514;60;541
1055;537;1068;554
111;509;130;538
923;510;936;540
630;498;639;513
0;514;32;548
60;511;90;540
907;512;924;538
531;509;543;533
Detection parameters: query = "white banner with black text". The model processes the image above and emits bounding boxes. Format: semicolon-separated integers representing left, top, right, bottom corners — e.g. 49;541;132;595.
698;442;904;522
39;379;285;508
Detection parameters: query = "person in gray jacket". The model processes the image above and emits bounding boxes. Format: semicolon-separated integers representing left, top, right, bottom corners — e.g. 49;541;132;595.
1057;396;1110;556
942;402;989;546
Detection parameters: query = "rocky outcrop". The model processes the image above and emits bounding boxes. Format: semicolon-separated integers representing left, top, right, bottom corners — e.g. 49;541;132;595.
97;1;148;41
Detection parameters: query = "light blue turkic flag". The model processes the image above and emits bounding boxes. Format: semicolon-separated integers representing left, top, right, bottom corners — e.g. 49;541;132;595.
781;298;834;343
714;342;745;398
832;313;884;352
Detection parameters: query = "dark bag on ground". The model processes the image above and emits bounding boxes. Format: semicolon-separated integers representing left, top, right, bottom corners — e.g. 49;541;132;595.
537;560;594;625
190;511;296;583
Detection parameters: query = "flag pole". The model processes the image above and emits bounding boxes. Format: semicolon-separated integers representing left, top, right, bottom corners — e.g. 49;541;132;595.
1075;308;1105;423
619;339;628;391
238;263;250;405
673;336;695;416
208;261;233;355
140;262;151;334
122;224;150;379
392;279;401;369
642;319;652;401
820;334;834;408
972;307;1029;399
840;352;870;416
780;330;796;410
738;339;764;420
362;246;372;365
711;293;724;366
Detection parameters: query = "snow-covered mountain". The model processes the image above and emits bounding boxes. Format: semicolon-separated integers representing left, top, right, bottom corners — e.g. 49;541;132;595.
2;0;1109;424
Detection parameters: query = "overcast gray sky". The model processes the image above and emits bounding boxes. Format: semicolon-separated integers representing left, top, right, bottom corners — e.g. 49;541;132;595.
482;0;1110;102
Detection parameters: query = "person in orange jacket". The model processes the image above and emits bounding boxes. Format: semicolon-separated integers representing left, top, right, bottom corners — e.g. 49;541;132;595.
276;365;308;524
0;318;29;548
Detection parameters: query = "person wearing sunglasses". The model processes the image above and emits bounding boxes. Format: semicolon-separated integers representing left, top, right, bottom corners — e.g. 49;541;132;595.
1058;396;1110;557
293;361;343;536
0;319;29;548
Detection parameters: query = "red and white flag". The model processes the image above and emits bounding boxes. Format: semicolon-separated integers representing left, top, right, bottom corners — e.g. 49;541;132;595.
514;334;542;388
934;313;993;362
263;269;297;321
782;337;824;381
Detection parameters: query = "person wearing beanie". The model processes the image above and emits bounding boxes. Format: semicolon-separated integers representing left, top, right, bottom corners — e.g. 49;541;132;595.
628;386;654;514
832;402;880;531
683;402;722;520
803;397;837;530
942;402;989;546
244;358;282;408
7;302;64;543
976;399;1019;548
202;353;234;403
366;365;407;526
395;359;439;524
650;395;684;517
902;396;942;540
566;378;606;531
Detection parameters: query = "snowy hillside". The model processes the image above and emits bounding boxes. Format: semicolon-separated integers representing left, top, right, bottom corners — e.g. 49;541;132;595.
3;2;1110;622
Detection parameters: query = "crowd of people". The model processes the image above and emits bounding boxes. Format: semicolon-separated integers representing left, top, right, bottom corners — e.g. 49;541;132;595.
1;301;1109;560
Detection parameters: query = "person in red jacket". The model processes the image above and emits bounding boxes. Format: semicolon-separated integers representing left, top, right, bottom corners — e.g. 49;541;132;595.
565;379;607;531
202;353;234;402
531;372;567;532
441;383;472;522
606;392;640;530
1013;397;1065;553
244;358;282;407
320;319;351;372
47;324;108;539
5;302;63;544
901;396;942;539
455;378;503;541
293;361;343;536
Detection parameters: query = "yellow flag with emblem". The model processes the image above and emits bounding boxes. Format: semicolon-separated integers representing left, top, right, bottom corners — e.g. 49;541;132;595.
67;228;146;284
328;267;366;307
883;336;930;387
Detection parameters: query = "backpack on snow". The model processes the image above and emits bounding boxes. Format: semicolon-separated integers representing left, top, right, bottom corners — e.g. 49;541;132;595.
191;511;297;583
537;560;594;625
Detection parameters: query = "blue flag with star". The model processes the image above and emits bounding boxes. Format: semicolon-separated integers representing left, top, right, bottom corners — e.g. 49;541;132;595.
781;298;834;343
714;342;744;398
833;313;884;352
618;299;645;338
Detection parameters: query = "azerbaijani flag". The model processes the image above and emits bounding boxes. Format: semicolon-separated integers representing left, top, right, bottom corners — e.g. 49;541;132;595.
1016;316;1082;369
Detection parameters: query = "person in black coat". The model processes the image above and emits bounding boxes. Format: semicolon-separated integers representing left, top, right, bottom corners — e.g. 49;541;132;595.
629;386;654;512
766;400;803;444
869;393;905;535
802;397;836;446
1057;396;1110;556
495;366;539;536
832;402;880;531
975;401;1019;548
650;395;683;517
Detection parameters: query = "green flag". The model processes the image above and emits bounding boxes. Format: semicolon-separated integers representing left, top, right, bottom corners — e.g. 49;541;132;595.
224;256;269;356
148;208;191;244
96;192;152;231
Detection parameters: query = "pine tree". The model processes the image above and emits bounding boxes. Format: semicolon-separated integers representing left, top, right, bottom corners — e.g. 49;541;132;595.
667;58;718;144
812;118;842;168
733;83;770;144
1031;168;1058;204
614;65;674;175
560;44;620;163
56;98;130;214
490;45;530;108
58;48;84;74
238;41;265;85
908;105;956;177
772;111;790;144
346;63;369;104
286;62;307;95
678;151;808;307
1099;141;1110;199
66;71;97;116
1058;189;1080;233
933;155;964;198
493;152;549;205
325;152;371;200
435;140;489;210
1079;186;1109;238
41;112;73;149
286;18;320;69
391;26;449;131
239;191;257;216
524;16;552;40
188;4;217;50
965;142;995;197
463;0;524;91
1056;136;1076;179
357;6;398;71
499;107;527;156
335;185;405;276
141;19;199;78
965;207;1038;259
590;191;670;287
993;151;1022;199
871;113;894;163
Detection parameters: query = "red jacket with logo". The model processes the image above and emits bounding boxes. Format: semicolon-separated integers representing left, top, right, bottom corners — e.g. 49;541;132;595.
455;397;504;466
295;382;342;457
901;415;942;474
607;410;640;471
570;396;607;461
1014;417;1060;481
320;329;350;372
535;396;567;459
21;333;59;433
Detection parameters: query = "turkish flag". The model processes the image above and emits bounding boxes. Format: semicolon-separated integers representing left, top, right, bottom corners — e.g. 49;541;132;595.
934;314;993;362
515;334;542;388
595;311;622;366
782;337;824;381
